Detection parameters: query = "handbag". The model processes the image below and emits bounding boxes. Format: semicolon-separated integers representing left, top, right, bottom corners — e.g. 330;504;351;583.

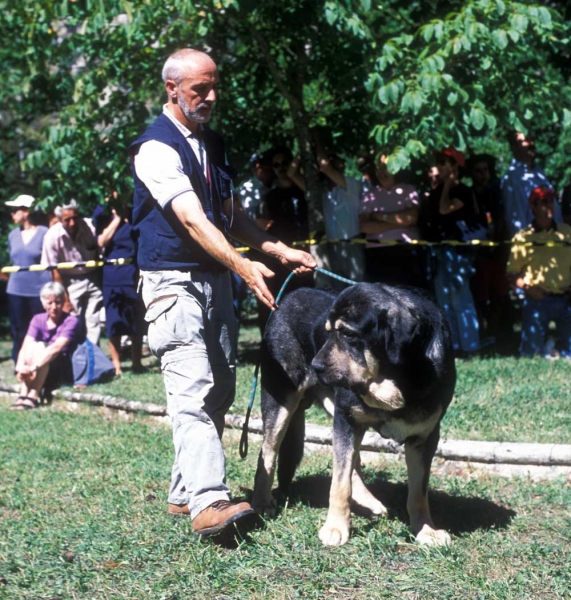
72;339;115;386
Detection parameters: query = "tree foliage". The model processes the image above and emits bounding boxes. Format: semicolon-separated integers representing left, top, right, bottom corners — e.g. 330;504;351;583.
1;0;569;230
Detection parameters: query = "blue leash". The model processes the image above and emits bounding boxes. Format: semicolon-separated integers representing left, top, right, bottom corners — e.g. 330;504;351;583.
239;267;357;458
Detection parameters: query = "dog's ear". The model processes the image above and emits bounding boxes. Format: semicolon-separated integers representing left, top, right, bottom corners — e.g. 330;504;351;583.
378;304;421;366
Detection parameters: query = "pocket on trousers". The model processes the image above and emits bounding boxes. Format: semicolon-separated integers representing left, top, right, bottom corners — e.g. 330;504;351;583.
147;295;205;357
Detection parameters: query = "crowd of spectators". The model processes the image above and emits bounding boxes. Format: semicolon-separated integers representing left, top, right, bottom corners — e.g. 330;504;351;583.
4;128;570;404
236;130;571;359
4;194;146;408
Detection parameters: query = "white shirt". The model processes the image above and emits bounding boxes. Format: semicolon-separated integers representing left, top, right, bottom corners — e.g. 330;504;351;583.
133;106;210;209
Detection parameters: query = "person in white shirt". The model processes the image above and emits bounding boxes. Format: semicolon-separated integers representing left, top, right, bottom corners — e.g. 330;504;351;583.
130;48;316;539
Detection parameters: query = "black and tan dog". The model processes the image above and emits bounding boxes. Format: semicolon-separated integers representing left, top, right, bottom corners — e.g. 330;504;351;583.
251;283;456;546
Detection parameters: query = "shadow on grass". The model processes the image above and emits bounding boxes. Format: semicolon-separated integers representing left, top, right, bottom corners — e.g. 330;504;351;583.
287;474;516;536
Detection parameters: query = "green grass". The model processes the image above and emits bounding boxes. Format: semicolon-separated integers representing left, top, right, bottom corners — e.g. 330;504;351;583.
1;325;571;597
0;402;570;599
1;325;571;443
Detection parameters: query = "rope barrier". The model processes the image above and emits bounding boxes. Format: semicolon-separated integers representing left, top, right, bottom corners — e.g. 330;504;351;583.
234;237;571;256
3;237;569;273
0;257;133;274
239;267;357;459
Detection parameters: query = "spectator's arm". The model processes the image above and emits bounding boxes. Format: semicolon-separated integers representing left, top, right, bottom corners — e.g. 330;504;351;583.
34;336;71;370
97;210;122;248
439;182;464;215
286;156;307;192
317;154;346;190
372;206;419;227
359;217;396;235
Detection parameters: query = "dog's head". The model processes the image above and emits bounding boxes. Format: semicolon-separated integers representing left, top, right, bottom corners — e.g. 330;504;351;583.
311;283;448;410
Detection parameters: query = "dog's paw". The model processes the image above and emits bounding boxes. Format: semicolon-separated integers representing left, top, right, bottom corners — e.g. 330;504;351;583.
319;520;350;546
351;497;388;518
415;525;451;547
363;498;388;517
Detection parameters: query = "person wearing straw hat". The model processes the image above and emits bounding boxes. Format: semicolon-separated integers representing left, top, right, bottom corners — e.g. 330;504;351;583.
4;194;51;363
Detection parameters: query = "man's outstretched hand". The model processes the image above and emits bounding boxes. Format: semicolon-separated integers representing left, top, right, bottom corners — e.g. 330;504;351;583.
278;246;317;275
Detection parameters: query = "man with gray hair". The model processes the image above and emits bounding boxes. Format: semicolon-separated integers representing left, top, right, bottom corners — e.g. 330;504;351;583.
130;48;316;540
41;199;103;344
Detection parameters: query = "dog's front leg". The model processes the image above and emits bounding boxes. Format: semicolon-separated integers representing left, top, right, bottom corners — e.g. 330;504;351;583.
404;425;451;546
319;412;362;546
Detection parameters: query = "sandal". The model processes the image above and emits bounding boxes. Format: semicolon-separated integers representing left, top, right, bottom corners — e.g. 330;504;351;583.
9;396;40;411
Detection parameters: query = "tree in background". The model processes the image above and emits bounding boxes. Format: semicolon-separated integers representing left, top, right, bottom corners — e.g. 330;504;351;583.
1;0;569;235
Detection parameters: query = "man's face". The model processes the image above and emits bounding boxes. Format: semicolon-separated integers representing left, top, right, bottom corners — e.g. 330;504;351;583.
427;166;439;188
174;58;218;125
61;208;80;236
471;161;490;188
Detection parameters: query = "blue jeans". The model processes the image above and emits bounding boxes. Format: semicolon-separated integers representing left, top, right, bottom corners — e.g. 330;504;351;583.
520;295;571;357
141;270;237;518
8;294;44;363
432;248;480;353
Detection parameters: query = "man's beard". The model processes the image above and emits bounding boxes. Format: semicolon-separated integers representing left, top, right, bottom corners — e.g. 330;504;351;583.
178;93;212;124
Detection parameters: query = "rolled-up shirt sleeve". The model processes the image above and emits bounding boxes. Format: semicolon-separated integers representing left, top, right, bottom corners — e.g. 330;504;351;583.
134;140;195;209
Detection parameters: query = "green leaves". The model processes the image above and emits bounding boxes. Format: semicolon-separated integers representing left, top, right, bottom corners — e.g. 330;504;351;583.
363;0;569;175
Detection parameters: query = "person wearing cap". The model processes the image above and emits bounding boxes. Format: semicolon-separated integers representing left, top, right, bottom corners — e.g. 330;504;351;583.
421;147;486;355
41;199;103;345
5;194;51;362
501;131;562;238
507;186;571;357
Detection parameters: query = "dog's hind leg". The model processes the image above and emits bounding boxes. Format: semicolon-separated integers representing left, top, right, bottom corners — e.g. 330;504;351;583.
351;462;388;517
252;391;301;517
405;425;451;547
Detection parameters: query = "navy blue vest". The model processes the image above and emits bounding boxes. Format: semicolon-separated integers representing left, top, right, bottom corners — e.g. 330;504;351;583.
130;114;234;271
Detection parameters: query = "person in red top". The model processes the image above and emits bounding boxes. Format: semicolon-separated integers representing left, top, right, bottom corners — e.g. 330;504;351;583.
9;281;83;410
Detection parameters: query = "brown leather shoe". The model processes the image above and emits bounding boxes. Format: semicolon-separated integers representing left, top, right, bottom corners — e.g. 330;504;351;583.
167;503;190;516
192;500;256;537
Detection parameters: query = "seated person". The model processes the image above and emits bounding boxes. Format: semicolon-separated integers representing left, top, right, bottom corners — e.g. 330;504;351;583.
507;186;571;357
9;281;84;410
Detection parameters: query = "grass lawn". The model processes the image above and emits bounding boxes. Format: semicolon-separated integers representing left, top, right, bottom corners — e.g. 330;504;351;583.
0;403;570;599
1;321;570;598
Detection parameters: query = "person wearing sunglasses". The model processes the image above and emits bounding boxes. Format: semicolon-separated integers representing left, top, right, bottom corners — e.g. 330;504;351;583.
507;186;571;357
